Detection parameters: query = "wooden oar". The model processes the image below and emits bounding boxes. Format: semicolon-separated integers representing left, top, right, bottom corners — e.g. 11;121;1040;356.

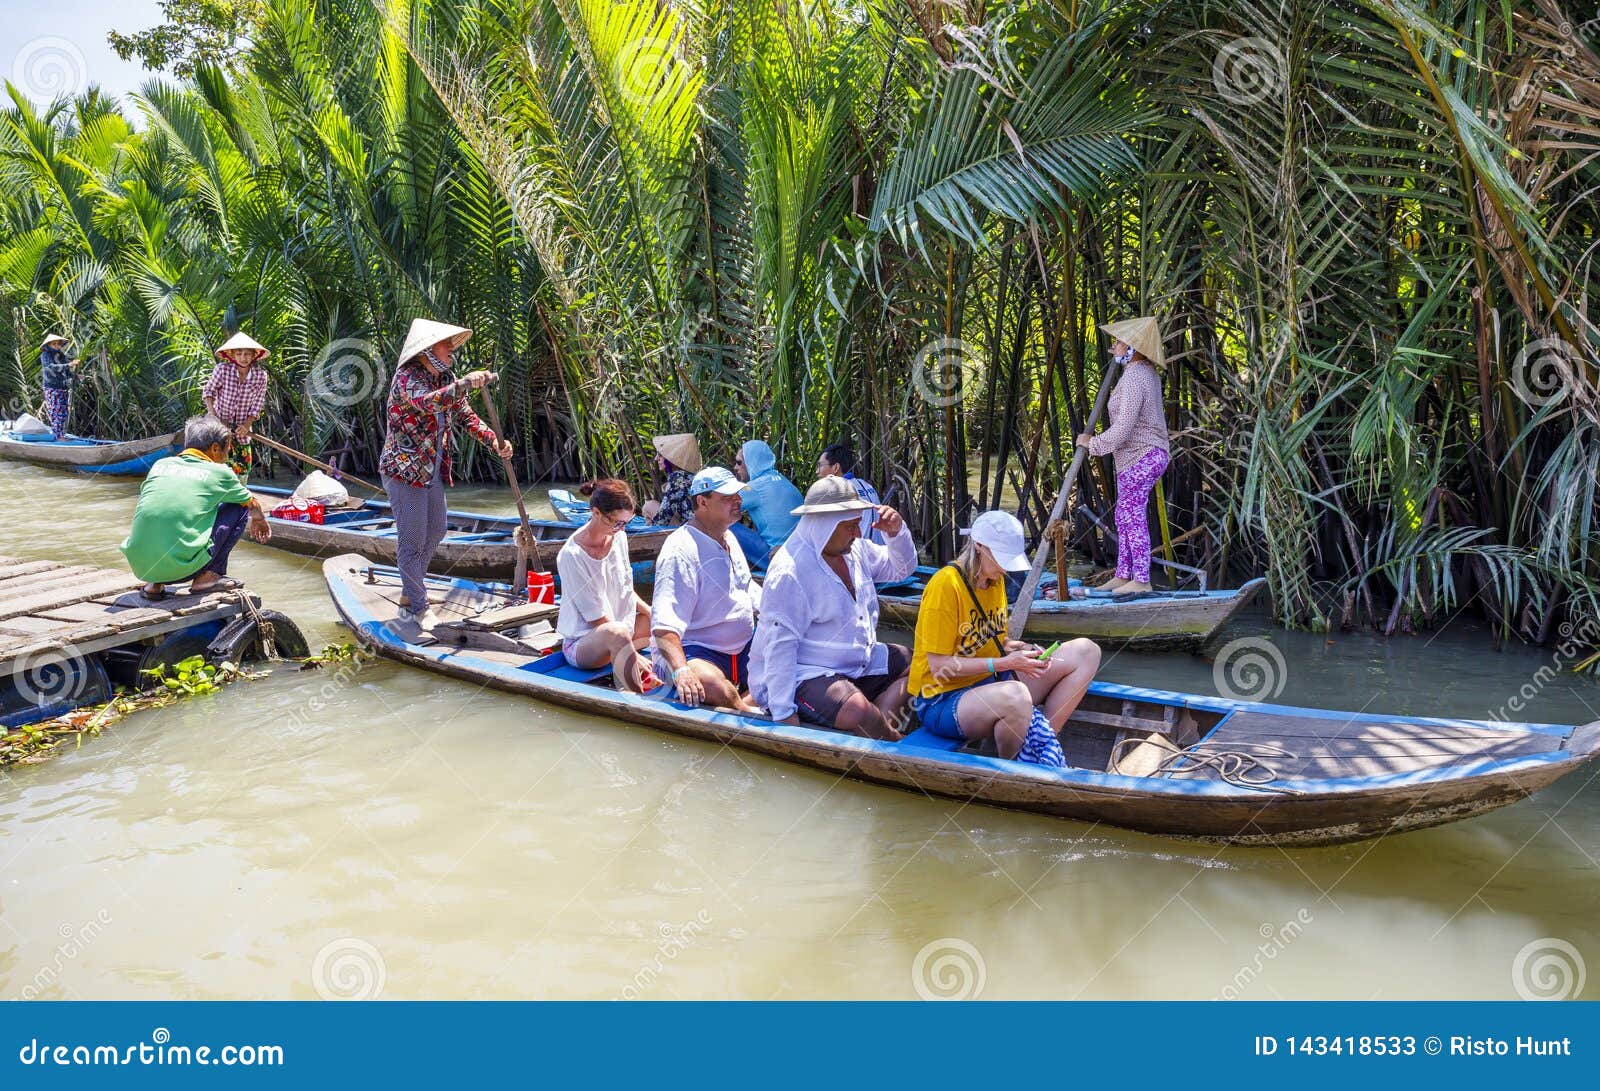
473;376;543;589
1008;357;1123;640
251;433;383;495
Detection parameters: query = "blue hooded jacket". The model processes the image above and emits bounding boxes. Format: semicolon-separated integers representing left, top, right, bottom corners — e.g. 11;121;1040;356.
739;440;804;550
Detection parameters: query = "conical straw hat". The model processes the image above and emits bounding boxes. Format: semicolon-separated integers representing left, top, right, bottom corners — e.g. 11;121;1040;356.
397;318;472;368
652;433;703;473
42;333;70;347
1100;316;1165;368
214;331;269;361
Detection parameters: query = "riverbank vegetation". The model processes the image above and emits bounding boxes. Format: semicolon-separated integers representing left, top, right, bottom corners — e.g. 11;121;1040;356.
2;0;1597;647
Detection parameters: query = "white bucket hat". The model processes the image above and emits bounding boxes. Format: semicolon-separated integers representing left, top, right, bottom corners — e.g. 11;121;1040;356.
790;475;875;516
397;318;472;368
214;331;269;362
962;510;1031;572
1100;316;1165;368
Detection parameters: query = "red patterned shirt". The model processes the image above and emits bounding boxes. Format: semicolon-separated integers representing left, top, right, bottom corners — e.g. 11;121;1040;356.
202;361;269;427
377;362;497;487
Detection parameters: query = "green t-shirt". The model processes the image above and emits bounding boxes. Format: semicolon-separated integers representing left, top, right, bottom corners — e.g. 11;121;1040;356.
120;450;253;583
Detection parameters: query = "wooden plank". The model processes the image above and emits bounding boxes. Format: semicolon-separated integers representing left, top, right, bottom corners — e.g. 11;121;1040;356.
458;601;561;631
0;560;64;583
0;572;145;622
0;565;100;596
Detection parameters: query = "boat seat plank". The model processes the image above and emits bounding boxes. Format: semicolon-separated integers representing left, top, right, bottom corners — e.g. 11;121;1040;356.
0;560;66;583
458;601;561;631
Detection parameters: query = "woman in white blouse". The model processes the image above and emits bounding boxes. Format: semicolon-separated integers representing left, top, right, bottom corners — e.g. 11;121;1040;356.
556;478;654;691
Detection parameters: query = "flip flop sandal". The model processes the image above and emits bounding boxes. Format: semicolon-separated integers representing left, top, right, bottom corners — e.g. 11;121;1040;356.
191;577;243;594
139;585;167;601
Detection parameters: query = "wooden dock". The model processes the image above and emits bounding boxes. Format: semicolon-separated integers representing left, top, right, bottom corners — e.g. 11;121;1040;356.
0;555;255;673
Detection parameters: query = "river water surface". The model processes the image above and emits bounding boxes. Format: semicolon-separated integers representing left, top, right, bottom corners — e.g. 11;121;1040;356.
1;465;1596;1000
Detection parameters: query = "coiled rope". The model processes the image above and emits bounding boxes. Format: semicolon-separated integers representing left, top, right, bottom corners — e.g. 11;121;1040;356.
1109;734;1304;794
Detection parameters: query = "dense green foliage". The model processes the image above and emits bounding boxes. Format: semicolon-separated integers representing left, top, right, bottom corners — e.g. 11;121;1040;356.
2;0;1597;645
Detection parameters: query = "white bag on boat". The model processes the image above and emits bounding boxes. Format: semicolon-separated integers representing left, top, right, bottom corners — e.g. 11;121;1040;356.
11;412;51;435
293;470;350;508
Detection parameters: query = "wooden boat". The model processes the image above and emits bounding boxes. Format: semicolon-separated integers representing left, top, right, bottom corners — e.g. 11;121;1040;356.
876;566;1268;650
250;485;669;579
0;428;178;475
548;488;654;532
323;553;1600;846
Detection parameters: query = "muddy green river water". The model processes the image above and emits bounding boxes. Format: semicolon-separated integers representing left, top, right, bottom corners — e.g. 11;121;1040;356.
1;465;1596;1000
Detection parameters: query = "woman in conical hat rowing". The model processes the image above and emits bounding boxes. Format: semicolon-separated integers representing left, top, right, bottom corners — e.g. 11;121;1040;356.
377;318;513;628
38;333;79;440
203;331;271;483
1076;317;1171;593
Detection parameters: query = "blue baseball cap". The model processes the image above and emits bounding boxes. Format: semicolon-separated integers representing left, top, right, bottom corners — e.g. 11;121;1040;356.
689;466;748;497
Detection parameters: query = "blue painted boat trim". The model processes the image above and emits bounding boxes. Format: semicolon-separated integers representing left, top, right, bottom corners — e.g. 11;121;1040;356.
327;566;1588;802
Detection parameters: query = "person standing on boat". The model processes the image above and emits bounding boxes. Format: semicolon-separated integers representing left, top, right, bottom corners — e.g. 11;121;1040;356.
122;416;273;599
556;477;656;692
750;477;917;738
908;511;1101;766
39;333;80;440
643;433;701;526
651;467;762;713
817;442;884;545
378;318;513;628
731;440;803;568
202;332;270;483
1077;317;1170;593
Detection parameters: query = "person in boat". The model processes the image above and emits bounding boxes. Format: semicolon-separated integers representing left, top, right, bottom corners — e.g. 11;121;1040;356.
556;477;655;692
121;416;273;600
817;442;884;545
39;333;80;440
651;466;762;713
1076;317;1170;593
378;318;513;628
202;332;270;483
730;440;803;568
908;511;1101;766
750;477;917;738
643;433;702;526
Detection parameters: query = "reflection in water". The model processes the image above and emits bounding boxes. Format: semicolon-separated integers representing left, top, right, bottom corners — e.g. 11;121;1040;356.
0;466;1596;999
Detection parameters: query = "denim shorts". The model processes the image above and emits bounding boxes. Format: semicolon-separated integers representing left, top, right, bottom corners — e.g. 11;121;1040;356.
911;673;1012;740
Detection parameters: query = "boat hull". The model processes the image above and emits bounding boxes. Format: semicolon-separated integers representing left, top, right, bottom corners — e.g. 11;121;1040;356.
252;488;667;579
0;431;178;474
323;555;1599;846
879;576;1268;650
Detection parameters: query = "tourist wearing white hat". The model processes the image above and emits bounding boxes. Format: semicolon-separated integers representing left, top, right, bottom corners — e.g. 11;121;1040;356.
650;467;763;713
39;333;80;440
1076;317;1170;593
907;511;1101;767
203;331;271;482
749;476;918;737
377;318;513;627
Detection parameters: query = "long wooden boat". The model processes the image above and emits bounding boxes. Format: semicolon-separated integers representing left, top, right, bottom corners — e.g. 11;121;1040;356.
250;486;669;578
877;566;1268;650
323;553;1600;846
0;428;178;475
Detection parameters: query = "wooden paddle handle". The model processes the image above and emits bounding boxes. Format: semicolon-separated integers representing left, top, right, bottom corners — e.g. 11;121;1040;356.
474;378;544;583
251;433;382;494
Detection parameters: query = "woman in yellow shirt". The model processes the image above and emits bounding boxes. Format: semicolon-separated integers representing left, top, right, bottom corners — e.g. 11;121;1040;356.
909;512;1101;765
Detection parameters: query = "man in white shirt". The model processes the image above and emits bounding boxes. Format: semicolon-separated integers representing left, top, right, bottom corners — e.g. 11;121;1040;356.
750;476;918;738
652;467;763;712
